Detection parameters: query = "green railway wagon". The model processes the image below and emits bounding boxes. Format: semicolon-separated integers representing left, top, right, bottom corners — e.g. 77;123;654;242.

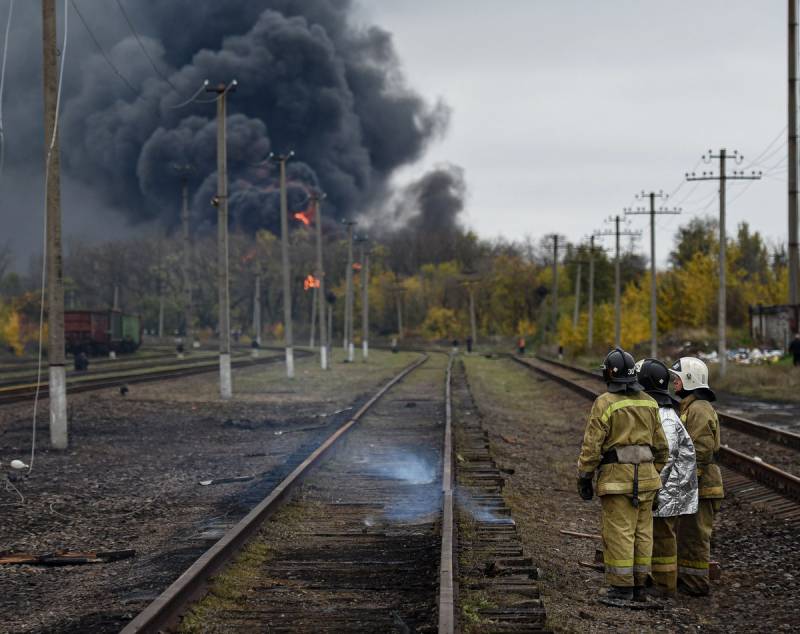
121;314;142;352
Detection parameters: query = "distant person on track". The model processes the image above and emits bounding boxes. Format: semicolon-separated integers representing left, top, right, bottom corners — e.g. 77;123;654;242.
577;347;668;606
635;358;698;597
74;351;89;372
790;333;800;366
466;336;473;353
517;337;526;355
669;357;723;596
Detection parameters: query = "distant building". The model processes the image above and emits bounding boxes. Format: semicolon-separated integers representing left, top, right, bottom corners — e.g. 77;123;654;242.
749;304;800;350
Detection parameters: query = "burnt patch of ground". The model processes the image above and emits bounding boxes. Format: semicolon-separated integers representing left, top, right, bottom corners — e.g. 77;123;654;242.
463;354;800;633
0;351;418;633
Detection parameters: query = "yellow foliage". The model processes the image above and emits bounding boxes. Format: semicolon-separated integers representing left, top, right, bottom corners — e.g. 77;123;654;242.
0;302;22;355
516;318;538;338
421;307;463;340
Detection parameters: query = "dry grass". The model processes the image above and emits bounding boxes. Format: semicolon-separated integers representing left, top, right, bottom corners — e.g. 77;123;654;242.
711;361;800;402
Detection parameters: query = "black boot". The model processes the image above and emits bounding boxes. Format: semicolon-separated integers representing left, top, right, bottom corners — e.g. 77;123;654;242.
605;586;633;601
632;586;649;602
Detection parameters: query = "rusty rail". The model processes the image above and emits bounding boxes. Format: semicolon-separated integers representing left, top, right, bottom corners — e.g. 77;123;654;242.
121;353;430;634
438;354;455;634
0;351;301;406
513;355;800;504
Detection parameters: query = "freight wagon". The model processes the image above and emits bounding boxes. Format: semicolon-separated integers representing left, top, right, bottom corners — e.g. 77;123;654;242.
64;310;142;355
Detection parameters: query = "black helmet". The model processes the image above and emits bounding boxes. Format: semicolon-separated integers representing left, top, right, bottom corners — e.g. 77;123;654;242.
634;358;670;394
601;347;643;393
634;358;679;406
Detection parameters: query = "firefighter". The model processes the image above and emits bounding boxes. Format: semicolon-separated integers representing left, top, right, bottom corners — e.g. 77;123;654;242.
635;358;698;596
577;348;669;605
789;333;800;367
668;357;723;596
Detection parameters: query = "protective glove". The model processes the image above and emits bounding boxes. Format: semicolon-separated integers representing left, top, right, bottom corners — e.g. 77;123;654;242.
577;475;594;501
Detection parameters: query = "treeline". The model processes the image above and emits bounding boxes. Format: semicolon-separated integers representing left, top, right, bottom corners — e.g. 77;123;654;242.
0;216;787;354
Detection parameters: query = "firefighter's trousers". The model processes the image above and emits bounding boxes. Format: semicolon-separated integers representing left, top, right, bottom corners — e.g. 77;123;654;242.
600;490;656;587
650;516;678;592
677;499;720;595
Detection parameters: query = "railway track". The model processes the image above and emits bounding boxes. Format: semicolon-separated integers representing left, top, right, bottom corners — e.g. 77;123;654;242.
512;355;800;521
0;350;293;406
122;353;441;632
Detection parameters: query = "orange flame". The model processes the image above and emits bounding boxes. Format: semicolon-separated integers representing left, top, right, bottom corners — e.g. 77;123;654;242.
352;262;362;271
303;274;321;291
293;211;311;226
241;250;256;264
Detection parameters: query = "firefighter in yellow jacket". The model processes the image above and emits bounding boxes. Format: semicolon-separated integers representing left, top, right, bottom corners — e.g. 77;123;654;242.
577;347;669;604
669;357;723;596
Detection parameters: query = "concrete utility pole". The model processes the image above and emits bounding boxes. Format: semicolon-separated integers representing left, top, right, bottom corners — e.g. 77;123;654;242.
173;163;194;344
42;0;67;449
356;236;370;361
625;191;681;357
311;192;328;370
342;220;356;362
253;261;262;347
395;279;405;340
207;79;237;398
546;234;567;343
572;259;582;328
270;151;296;378
790;0;800;305
596;217;640;348
157;235;165;338
309;286;317;348
687;149;761;376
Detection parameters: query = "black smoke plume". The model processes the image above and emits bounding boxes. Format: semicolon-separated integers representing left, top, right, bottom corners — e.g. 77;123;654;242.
1;0;458;259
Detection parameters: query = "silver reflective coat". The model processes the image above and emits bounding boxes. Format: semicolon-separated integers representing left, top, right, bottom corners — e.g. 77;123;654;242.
653;406;699;517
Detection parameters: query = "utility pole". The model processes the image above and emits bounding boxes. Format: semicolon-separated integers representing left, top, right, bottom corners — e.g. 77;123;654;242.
173;163;194;345
572;258;582;328
595;217;640;348
309;286;317;348
625;191;681;357
687;149;761;376
356;236;370;361
790;0;800;305
311;192;328;370
546;234;567;343
42;0;67;449
342;220;356;362
157;232;165;338
270;151;296;378
207;79;237;398
395;277;405;340
253;260;262;347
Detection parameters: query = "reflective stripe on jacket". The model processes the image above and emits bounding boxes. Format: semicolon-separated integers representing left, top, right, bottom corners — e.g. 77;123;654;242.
654;406;699;517
679;394;724;499
578;391;669;496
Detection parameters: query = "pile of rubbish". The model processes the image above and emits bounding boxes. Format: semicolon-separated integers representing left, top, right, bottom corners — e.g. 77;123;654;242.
696;348;784;365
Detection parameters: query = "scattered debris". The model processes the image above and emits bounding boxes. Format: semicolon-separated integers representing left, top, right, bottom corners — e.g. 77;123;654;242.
198;475;255;486
10;459;28;470
560;529;602;540
0;549;135;566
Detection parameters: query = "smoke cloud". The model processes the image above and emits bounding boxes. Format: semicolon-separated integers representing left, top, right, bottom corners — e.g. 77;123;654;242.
1;1;462;264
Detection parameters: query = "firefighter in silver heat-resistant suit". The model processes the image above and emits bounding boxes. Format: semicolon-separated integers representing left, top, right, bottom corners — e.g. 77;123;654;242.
634;358;698;596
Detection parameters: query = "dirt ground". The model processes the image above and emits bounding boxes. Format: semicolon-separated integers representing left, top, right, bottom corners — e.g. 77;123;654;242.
463;354;800;633
0;350;419;633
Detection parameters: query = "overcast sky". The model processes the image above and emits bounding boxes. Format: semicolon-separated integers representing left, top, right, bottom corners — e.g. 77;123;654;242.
362;1;788;266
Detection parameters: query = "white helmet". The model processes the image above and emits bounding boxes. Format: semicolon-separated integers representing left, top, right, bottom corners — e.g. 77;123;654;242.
669;356;715;400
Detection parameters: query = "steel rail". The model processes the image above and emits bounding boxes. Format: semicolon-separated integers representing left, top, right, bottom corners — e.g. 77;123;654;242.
534;355;800;451
438;354;455;634
0;351;299;406
121;353;431;634
513;356;800;504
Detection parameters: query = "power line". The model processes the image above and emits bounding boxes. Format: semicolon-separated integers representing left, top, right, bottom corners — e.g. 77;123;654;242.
114;0;180;93
70;0;138;94
0;0;13;184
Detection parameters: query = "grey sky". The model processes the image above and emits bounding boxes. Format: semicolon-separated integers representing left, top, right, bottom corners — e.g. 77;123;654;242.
362;1;788;266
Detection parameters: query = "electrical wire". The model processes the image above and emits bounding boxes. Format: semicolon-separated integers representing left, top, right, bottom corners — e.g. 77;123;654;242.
113;0;180;92
0;0;14;184
70;0;138;94
742;125;788;170
31;0;69;475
